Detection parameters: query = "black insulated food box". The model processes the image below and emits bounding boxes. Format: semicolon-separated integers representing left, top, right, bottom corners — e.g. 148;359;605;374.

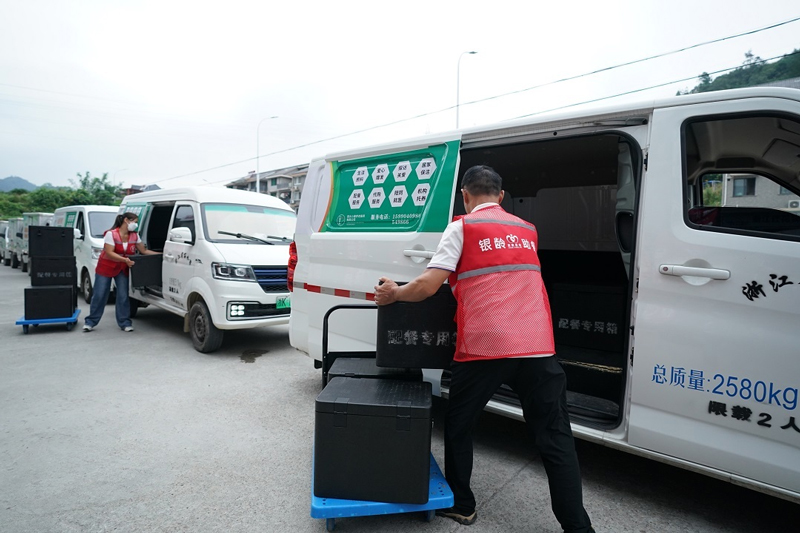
376;285;457;369
328;357;423;382
30;257;77;287
314;377;433;504
28;226;74;258
130;254;163;288
24;285;75;320
550;283;626;353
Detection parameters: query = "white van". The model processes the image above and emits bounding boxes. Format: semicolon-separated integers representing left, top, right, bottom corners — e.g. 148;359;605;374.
289;87;800;503
21;212;53;273
53;205;120;302
7;217;24;268
0;220;8;265
119;186;296;352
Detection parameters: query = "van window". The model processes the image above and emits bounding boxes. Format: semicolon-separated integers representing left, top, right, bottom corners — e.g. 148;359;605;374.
683;114;800;240
172;205;196;243
201;204;296;244
75;212;85;239
88;212;117;238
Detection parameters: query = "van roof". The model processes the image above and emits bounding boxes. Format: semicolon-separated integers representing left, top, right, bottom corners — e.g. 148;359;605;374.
120;186;295;212
324;86;800;161
54;205;119;213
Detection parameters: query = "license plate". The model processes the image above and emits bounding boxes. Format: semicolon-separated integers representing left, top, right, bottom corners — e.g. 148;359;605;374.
276;296;291;310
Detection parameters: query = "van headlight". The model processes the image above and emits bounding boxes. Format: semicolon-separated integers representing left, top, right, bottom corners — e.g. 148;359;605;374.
212;262;256;281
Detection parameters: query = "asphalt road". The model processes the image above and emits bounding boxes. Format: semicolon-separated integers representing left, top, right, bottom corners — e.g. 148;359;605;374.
1;264;798;532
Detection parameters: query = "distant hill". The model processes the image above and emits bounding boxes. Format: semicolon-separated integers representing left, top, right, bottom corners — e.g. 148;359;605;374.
0;176;37;192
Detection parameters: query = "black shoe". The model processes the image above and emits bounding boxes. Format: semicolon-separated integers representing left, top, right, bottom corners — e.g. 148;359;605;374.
436;506;477;525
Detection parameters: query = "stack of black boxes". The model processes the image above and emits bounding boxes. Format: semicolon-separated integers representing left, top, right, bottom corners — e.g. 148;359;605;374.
314;287;457;504
24;226;77;320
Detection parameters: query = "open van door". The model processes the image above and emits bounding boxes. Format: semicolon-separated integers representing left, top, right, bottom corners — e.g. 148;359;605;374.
629;98;800;497
292;135;461;362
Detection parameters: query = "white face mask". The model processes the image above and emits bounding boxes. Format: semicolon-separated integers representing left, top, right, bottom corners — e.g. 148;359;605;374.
127;222;138;232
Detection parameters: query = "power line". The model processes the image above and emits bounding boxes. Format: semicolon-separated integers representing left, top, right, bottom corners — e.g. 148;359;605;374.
509;51;800;121
151;15;800;185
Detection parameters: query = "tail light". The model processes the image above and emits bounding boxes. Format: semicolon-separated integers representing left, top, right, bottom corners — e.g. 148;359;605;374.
287;241;297;292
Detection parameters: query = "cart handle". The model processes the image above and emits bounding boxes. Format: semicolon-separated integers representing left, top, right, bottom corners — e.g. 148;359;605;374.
321;305;376;387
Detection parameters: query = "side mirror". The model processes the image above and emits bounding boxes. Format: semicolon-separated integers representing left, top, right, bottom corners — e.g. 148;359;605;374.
169;227;193;244
73;228;83;240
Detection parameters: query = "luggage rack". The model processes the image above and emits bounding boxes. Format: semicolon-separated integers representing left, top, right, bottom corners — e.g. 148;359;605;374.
16;309;81;334
311;304;454;531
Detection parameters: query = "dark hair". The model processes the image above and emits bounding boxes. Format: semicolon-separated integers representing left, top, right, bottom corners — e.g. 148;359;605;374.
461;165;502;197
110;212;139;231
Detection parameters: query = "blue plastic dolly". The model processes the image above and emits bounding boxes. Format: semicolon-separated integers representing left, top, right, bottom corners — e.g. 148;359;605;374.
16;309;81;334
311;453;453;531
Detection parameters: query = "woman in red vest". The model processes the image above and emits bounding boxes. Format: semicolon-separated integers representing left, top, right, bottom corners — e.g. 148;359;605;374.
83;212;159;332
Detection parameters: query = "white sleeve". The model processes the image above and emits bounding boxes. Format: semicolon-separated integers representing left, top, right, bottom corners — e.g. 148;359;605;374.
103;233;114;246
427;220;463;272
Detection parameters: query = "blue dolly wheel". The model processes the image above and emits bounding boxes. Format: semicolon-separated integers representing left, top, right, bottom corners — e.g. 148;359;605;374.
326;518;335;531
22;325;29;334
424;509;435;522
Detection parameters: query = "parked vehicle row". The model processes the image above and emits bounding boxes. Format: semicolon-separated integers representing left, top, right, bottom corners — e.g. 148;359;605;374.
1;213;53;272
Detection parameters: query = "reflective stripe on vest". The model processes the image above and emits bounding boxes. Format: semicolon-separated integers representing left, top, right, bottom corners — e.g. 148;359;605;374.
457;263;541;281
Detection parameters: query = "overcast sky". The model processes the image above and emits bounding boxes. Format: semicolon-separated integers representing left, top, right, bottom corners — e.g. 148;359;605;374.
1;1;799;190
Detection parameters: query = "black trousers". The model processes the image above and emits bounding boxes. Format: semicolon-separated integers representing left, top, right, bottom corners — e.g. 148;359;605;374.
444;356;593;533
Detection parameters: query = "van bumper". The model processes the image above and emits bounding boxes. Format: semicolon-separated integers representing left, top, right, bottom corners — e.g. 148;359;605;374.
205;287;291;330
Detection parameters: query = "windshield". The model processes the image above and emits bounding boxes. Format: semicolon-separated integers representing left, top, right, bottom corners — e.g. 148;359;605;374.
88;212;118;238
202;203;296;244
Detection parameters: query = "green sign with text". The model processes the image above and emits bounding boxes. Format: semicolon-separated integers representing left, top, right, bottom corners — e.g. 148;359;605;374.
322;140;460;233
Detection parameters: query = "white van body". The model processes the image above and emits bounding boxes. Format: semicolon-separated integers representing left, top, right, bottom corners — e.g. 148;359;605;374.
53;205;120;303
21;212;53;273
289;87;800;503
6;217;23;268
119;186;296;353
0;220;8;264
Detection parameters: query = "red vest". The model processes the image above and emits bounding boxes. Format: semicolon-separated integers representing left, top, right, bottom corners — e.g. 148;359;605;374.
452;206;555;362
95;229;138;277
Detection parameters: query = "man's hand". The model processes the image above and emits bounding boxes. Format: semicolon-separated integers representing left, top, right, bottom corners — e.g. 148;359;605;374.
374;277;398;306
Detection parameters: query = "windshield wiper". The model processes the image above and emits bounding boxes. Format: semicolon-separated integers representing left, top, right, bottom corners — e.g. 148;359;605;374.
264;235;291;243
217;230;274;245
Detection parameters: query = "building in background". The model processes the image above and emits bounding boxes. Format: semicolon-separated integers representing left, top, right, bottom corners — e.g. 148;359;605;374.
227;164;308;211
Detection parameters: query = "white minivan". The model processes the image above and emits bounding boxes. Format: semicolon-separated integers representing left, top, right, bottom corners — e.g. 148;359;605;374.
53;205;120;302
119;186;296;352
289;87;800;503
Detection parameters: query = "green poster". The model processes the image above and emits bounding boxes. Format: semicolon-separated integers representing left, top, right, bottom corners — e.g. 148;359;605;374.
322;140;460;233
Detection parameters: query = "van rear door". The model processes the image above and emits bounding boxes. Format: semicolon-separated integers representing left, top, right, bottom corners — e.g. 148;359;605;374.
293;136;461;361
629;97;800;497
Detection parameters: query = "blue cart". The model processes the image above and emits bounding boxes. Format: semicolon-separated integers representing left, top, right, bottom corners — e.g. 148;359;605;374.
16;309;81;334
311;453;453;531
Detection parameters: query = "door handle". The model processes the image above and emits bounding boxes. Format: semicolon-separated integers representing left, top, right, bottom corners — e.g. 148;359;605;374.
403;249;435;259
164;253;175;260
659;265;730;280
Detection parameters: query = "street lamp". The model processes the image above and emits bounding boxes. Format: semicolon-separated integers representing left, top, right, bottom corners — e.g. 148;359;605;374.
456;51;477;129
256;116;279;194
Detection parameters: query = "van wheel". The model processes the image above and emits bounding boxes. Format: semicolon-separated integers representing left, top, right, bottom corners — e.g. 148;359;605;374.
129;298;139;318
11;254;19;269
3;256;9;266
81;271;93;304
189;301;223;353
22;260;28;273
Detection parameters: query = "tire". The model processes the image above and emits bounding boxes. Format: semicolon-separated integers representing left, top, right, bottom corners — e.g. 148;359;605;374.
189;300;223;353
11;254;19;269
129;298;139;318
3;256;9;266
81;271;93;304
23;258;29;274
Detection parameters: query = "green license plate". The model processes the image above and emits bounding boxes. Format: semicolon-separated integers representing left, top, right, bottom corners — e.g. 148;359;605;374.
276;296;291;310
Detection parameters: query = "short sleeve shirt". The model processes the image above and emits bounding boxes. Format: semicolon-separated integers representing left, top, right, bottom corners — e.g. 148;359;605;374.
427;203;498;272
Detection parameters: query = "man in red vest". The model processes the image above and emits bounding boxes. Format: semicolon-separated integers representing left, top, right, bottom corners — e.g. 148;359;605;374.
374;165;594;532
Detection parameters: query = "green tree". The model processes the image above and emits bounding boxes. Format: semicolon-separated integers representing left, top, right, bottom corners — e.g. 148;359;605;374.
70;172;122;205
678;49;800;95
